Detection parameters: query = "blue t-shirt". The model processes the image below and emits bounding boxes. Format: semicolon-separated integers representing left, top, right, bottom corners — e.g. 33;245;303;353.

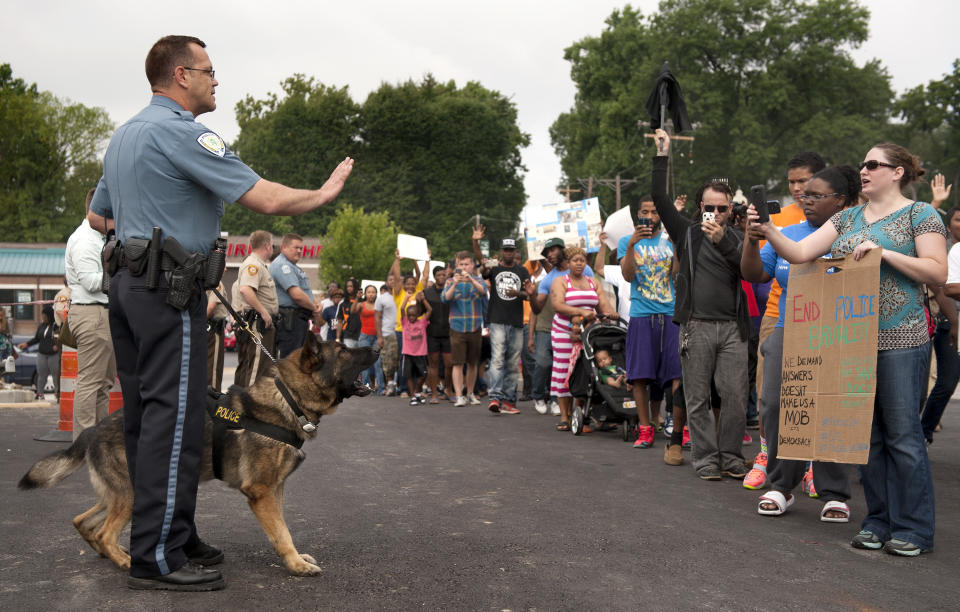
617;233;675;317
90;96;260;255
760;221;817;328
537;264;594;295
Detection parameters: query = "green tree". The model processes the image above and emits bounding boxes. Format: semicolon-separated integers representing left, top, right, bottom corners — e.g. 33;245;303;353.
551;0;893;210
226;74;529;261
225;74;361;237
318;203;399;287
893;59;960;207
0;64;112;241
358;76;529;258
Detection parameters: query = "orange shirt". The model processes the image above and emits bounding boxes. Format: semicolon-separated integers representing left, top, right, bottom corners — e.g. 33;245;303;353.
763;203;808;319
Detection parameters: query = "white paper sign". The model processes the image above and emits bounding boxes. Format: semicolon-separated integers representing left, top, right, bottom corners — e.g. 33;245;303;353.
604;265;632;323
603;206;634;250
397;234;429;261
360;279;385;292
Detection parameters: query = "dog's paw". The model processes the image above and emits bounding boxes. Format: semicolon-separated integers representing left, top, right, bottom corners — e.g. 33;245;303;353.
300;553;317;565
287;558;322;576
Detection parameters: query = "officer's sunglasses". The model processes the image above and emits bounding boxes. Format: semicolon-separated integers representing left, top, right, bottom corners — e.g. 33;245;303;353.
184;67;216;78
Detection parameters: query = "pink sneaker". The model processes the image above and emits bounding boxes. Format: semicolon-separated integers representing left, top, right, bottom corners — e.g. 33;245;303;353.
633;425;655;448
681;426;691;449
742;452;768;490
743;431;753;445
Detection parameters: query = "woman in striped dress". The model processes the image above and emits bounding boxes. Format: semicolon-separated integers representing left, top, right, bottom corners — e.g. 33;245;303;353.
550;247;618;430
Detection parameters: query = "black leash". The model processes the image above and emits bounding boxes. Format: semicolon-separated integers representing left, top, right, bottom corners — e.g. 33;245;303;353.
211;287;317;433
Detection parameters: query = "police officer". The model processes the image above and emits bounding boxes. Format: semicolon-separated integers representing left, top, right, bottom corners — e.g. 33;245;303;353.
205;281;229;391
270;232;319;357
88;35;352;591
233;230;280;387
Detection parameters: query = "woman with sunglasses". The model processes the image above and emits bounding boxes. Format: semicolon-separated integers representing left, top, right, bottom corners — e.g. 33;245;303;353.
753;144;947;556
742;166;859;522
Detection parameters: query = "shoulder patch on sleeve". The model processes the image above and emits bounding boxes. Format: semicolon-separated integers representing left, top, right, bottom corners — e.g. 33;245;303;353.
247;264;258;276
281;264;291;274
197;131;226;157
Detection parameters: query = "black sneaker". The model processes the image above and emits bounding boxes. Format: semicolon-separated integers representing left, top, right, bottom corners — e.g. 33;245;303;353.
722;463;750;479
746;418;760;430
186;540;224;566
698;466;722;481
128;563;225;591
882;538;926;557
850;530;883;550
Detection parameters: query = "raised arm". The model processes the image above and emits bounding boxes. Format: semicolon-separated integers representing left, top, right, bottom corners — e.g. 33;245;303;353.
754;206;838;264
390;250;403;297
650;129;691;241
237;158;353;216
740;222;772;284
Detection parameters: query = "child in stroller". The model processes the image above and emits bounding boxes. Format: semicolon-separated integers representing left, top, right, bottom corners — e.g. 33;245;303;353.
567;321;637;438
596;349;632;391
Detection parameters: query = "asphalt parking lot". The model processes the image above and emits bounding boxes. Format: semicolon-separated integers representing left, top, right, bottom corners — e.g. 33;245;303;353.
2;382;957;611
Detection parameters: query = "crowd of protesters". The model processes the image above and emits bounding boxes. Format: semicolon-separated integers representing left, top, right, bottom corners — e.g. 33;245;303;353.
31;129;947;560
287;129;948;558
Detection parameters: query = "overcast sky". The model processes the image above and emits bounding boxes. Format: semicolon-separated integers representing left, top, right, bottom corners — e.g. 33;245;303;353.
4;0;958;207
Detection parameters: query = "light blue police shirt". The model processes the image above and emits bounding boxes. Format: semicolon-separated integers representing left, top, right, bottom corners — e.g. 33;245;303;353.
90;96;260;255
270;253;312;308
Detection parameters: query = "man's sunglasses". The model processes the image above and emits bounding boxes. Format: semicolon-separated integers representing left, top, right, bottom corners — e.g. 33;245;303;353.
702;205;729;213
858;160;898;172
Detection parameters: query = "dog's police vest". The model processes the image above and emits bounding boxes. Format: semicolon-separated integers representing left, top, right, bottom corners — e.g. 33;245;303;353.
205;386;304;481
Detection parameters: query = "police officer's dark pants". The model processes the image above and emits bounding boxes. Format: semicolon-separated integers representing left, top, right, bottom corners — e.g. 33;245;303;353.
759;327;852;503
207;327;225;391
109;269;207;578
276;314;308;359
235;324;276;388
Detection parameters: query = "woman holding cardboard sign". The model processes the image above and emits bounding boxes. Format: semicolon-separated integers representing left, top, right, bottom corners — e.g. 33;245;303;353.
752;143;947;557
742;166;859;522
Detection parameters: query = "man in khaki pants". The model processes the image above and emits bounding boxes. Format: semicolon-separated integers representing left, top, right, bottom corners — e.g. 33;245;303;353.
65;188;118;440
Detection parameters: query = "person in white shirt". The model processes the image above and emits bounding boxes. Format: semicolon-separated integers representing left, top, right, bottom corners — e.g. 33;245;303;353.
64;188;117;440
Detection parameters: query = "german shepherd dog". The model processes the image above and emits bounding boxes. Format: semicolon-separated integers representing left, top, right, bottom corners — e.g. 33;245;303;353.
19;335;378;576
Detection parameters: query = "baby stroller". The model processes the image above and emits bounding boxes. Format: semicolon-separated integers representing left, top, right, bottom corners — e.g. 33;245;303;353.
567;320;636;439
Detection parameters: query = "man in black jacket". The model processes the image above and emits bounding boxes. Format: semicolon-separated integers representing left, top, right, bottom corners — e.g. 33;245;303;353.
649;128;749;481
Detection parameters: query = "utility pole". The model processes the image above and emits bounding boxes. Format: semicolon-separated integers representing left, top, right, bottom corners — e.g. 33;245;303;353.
578;174;638;209
558;185;580;202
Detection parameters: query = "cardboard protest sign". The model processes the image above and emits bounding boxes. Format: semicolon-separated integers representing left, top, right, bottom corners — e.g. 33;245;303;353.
523;197;603;261
397;234;429;261
777;249;881;464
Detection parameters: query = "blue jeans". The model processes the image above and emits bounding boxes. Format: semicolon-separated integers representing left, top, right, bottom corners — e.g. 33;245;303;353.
520;323;536;396
921;319;960;442
358;333;384;392
531;330;553;401
860;343;935;550
487;323;523;403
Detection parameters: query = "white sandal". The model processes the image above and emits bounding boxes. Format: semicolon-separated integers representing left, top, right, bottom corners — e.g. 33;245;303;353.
820;500;850;523
758;490;795;516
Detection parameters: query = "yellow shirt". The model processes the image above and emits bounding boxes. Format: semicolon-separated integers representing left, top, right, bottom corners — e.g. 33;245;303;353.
394;283;424;332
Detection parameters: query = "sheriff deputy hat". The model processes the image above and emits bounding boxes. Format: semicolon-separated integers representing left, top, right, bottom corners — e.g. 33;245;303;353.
540;237;565;257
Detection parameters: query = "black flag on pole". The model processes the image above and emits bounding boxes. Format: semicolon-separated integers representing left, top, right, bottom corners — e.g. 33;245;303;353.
645;61;693;132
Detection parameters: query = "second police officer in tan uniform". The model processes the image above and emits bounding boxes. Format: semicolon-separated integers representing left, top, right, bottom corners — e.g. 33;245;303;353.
233;230;279;387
